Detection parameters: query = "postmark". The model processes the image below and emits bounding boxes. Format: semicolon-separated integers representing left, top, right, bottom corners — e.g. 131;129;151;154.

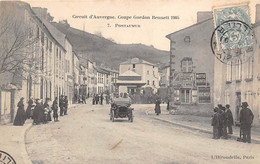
213;5;253;51
0;150;16;164
211;4;255;64
210;20;254;64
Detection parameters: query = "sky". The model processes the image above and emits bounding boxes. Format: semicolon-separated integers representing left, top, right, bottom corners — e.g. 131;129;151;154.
25;0;260;51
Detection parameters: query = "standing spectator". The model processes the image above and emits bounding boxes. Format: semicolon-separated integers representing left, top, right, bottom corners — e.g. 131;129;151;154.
52;97;59;122
166;95;170;111
95;94;99;104
100;93;104;105
226;104;234;134
222;106;228;139
217;104;224;138
154;97;161;115
37;99;44;124
211;107;220;139
64;96;68;115
13;97;26;126
43;98;51;123
92;94;96;105
82;94;86;104
106;94;110;104
59;95;64;116
240;102;254;143
26;97;34;119
33;99;41;125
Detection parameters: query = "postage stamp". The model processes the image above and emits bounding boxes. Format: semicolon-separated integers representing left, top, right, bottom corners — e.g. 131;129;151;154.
213;5;253;51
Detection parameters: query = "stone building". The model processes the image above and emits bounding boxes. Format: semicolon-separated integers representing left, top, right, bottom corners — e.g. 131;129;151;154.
214;5;260;125
119;58;160;94
166;12;214;111
0;1;66;123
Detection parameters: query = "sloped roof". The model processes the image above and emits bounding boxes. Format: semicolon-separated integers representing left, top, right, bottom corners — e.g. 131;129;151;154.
41;19;66;49
120;58;156;66
166;18;213;39
120;70;141;77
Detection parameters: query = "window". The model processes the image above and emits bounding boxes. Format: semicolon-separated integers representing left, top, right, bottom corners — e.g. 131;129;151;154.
246;57;253;79
50;41;52;52
226;61;232;82
147;80;149;85
68;61;70;73
36;27;39;39
41;31;44;45
133;64;135;68
235;59;242;81
41;49;44;71
46;38;48;49
224;90;230;105
56;48;58;58
181;59;193;73
153;81;155;86
147;70;149;75
184;36;191;43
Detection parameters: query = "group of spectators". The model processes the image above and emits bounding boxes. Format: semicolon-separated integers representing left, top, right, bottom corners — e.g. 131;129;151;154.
13;95;69;126
92;93;110;105
211;104;234;139
211;102;254;143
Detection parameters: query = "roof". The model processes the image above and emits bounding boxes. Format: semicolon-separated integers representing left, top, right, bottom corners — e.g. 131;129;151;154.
120;58;156;66
116;81;146;85
166;18;213;39
120;70;141;77
41;19;66;50
96;67;110;74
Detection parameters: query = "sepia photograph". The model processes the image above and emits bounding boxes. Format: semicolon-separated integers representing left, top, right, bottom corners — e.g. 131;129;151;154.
0;0;260;163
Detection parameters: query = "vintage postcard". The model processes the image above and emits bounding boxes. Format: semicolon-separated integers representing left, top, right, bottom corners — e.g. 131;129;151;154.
0;0;260;164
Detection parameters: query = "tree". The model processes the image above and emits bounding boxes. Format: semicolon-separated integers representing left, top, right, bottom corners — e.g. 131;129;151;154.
0;2;42;81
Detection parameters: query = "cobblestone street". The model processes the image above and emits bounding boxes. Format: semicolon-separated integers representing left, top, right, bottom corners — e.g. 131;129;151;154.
25;103;260;164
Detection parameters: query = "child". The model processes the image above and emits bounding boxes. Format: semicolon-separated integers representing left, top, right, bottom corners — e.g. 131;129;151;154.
211;107;220;139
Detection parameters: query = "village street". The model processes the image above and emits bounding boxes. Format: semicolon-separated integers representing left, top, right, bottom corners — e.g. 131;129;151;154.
24;102;260;164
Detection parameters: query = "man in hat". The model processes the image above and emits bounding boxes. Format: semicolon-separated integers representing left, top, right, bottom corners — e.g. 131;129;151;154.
63;96;68;115
59;95;64;116
240;102;254;143
226;104;234;134
217;104;224;138
211;107;220;139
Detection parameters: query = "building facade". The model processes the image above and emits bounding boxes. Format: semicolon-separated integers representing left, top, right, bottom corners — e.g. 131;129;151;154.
214;5;260;124
166;12;214;109
119;58;160;94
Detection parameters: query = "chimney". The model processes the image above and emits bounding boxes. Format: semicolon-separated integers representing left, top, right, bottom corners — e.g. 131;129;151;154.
32;7;48;20
256;4;260;24
197;11;213;23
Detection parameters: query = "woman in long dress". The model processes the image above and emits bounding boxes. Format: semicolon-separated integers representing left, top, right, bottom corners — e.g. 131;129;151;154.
154;97;161;115
26;97;33;119
13;97;26;126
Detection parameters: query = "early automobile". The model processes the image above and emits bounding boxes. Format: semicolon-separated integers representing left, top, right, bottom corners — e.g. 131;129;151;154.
110;95;133;122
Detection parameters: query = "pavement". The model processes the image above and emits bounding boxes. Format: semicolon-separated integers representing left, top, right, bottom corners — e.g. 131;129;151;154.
25;103;260;164
146;105;260;144
0;103;81;164
1;102;260;164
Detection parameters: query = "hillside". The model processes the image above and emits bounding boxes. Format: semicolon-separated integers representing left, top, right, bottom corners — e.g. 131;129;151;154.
52;22;169;69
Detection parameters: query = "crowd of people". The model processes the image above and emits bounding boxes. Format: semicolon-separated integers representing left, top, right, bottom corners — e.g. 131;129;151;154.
211;102;254;143
92;93;110;105
13;95;69;126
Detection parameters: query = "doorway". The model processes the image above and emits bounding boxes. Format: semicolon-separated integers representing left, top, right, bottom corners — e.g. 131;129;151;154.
180;89;191;104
